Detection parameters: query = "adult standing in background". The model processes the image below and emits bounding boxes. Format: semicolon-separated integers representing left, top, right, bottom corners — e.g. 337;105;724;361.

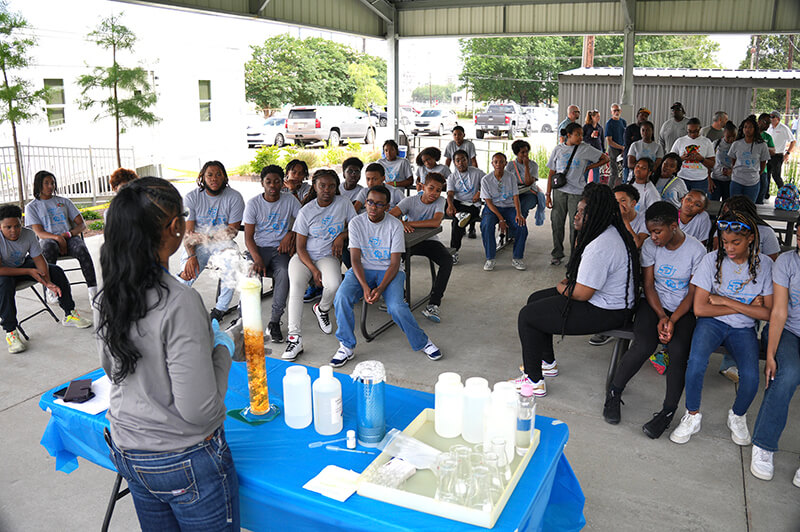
669;118;715;192
605;103;627;187
583;110;605;183
623;108;651;183
700;111;729;143
766;110;796;191
660;102;688;154
558;105;581;144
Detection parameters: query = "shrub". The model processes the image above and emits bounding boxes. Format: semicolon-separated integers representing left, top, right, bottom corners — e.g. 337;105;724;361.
89;220;104;231
250;145;284;174
533;146;550;180
82;209;101;220
294;149;320;170
346;140;362;153
323;147;348;166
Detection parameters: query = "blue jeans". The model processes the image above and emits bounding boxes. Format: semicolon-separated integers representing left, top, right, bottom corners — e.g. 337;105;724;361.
685;317;760;415
518;191;538;219
480;206;528;260
107;426;239;532
253;246;290;323
730;181;759;204
179;242;237;312
752;329;800;451
682;178;708;192
334;268;428;351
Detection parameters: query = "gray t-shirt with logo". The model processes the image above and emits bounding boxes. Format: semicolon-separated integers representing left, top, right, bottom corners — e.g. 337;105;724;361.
728;139;771;187
0;227;41;267
292;195;356;261
757;224;781;257
546;143;603;196
680;211;712;243
641;235;706;312
378;158;413;184
481;171;519;209
712;138;734;181
354;186;404;210
447;167;485;203
772;251;800;337
185;186;245;233
506;159;541;194
576;226;635;310
444;139;477;161
339;183;364;203
348;212;405;271
417;164;451;185
628;140;664;164
24;195;80;235
396;195;446;241
242;192;301;248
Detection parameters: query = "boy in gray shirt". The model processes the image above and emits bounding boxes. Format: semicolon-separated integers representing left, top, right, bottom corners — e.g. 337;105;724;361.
481;152;529;271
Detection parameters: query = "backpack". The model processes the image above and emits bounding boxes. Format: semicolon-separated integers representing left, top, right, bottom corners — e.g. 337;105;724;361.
774;183;800;211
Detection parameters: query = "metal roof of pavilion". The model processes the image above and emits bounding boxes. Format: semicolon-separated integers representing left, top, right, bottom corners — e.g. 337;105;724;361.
559;67;800;89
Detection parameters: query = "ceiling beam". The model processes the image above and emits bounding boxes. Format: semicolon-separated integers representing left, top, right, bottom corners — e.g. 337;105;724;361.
358;0;394;23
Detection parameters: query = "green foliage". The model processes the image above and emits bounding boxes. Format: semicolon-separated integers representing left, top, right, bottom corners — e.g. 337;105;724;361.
411;83;458;104
245;35;387;109
346;140;362;153
533;147;550;180
294;149;320;170
739;35;800;116
81;209;101;220
349;63;386;112
455;109;473;119
249;145;299;174
89;220;104;231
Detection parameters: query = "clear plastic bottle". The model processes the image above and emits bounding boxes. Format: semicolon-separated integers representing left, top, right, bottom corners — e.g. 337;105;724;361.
434;372;463;438
515;382;536;456
312;365;343;435
462;377;491;443
283;366;312;429
483;382;517;462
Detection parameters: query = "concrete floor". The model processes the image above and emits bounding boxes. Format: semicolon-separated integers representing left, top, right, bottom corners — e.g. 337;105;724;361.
1;180;798;531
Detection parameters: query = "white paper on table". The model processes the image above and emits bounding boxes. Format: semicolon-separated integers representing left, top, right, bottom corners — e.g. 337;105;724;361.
303;465;361;503
53;375;111;415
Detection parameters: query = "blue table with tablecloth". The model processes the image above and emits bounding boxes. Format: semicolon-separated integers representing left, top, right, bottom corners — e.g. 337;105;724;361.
39;358;585;531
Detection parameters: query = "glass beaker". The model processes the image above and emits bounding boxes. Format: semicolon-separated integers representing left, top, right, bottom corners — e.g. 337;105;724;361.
483;451;505;502
466;465;493;512
434;456;459;503
490;437;512;483
449;444;473;504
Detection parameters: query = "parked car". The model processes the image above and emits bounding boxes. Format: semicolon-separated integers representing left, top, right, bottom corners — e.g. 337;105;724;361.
369;105;388;127
286;105;376;146
246;116;287;148
526;107;558;133
412;108;459;136
400;104;421;116
474;102;530;139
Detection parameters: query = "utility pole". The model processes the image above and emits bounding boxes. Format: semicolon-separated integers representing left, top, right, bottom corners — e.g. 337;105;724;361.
786;35;794;122
582;35;595;68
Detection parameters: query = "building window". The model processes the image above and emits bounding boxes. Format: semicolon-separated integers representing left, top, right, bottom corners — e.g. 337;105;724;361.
198;80;211;122
43;78;65;128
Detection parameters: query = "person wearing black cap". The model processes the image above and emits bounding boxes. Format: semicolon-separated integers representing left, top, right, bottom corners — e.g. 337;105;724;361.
623;107;651;183
659;102;688;154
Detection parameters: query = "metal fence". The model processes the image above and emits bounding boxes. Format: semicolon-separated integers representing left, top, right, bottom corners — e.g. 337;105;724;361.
0;145;135;205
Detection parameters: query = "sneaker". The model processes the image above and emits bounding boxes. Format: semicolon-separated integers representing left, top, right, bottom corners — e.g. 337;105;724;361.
281;335;303;360
550;257;562;266
720;366;739;384
603;389;623;425
209;308;226;323
330;344;354;368
422;340;442;361
727;409;751;446
451;251;459;265
62;310;92;329
511;258;526;271
6;330;26;354
669;411;702;444
649;349;670;374
589;334;612;346
456;212;471;228
303;285;322;303
313;303;332;334
468;228;477;239
794;467;800;488
46;289;58;304
642;409;675;439
422;304;441;323
750;445;774;481
541;360;559;377
267;321;283;343
483;259;496;271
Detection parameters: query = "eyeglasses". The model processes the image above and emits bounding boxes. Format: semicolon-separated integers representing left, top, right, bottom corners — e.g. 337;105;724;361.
365;199;387;208
166;209;189;228
612;108;621;112
717;220;751;232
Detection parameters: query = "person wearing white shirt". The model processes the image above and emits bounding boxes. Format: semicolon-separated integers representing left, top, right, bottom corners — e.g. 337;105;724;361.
766;110;797;190
669;118;715;192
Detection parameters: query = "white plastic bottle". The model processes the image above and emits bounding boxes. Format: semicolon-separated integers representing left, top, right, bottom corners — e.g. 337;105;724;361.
434;372;464;438
283;366;312;429
483;382;518;462
462;377;491;444
312;365;343;435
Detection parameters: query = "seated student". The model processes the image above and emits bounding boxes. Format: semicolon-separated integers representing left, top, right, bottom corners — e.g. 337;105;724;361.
750;228;800;486
389;173;451;323
25;170;98;305
353;163;404;213
178;161;245;322
613;184;649;249
378;140;413;189
0;204;90;353
629;158;660;214
516;183;641;396
109;167;138;193
283;169;356;361
480;152;528;272
444;125;478;168
243;165;301;343
445;149;485;264
283;159;312;203
604;201;706;438
709;121;738;201
506;140;541;221
332;185;442;367
626;120;664;174
655;153;688;208
339;157;364;204
728;115;770;204
415;147;451;191
670;211;773;446
678;189;711;245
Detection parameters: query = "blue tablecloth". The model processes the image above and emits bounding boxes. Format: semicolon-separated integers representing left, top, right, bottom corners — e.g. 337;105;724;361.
40;359;585;531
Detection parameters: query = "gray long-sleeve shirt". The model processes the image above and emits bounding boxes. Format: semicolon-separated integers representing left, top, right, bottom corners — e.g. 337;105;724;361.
99;271;231;452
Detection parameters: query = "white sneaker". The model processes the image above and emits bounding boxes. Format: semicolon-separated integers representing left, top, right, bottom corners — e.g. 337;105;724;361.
281;335;303;360
750;445;774;481
62;310;92;329
422;340;442;361
456;212;471;228
313;303;332;334
793;466;800;488
530;378;546;397
542;360;559;377
670;411;702;444
720;366;739;384
6;330;26;354
511;258;526;271
727;409;751;446
330;343;354;368
483;259;496;271
46;289;58;304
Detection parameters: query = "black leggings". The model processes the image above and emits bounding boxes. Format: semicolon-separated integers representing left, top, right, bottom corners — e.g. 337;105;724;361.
518;287;629;381
612;305;695;412
408;240;452;307
449;199;481;250
40;237;97;288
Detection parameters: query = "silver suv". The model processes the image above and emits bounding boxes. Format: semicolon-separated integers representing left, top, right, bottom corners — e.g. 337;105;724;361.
286;105;376;146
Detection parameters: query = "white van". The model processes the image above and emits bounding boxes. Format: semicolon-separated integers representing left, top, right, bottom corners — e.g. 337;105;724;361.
286;105;376;146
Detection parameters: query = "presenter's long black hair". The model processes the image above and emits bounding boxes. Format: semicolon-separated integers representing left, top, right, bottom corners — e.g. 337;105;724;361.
96;177;183;383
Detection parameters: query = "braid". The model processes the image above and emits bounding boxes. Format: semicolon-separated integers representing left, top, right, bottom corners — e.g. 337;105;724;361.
302;169;341;206
715;211;761;289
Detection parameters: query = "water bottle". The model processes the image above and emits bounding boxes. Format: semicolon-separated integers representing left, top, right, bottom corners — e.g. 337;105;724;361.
283;366;312;429
312;366;343;435
515;382;536;456
352;361;386;447
461;377;491;444
434;372;464;438
483;382;517;461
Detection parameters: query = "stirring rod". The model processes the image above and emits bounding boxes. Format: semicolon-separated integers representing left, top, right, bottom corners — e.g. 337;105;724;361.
325;445;376;455
308;437;346;448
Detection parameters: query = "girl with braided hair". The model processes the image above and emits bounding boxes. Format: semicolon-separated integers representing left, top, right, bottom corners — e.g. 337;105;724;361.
516;183;641;397
671;211;773;446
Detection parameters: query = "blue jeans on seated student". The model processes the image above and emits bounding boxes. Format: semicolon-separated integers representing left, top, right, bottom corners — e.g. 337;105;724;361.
730;181;759;204
684;317;760;416
107;426;239;532
0;257;74;332
752;329;800;452
334;268;428;351
480;206;528;260
518;191;538;219
179;242;237;312
682;178;709;192
253;246;289;323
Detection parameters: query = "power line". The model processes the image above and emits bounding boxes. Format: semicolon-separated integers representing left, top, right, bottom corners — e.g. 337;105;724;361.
462;73;557;83
463;46;696;61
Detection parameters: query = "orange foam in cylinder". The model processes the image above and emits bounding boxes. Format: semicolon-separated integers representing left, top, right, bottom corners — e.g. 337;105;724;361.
244;327;270;415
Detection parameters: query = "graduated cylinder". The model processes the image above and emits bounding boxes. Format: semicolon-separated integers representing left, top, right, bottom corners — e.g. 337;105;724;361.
240;278;270;415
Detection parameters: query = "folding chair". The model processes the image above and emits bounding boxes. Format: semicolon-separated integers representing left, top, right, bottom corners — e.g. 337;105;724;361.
15;279;59;340
56;234;88;287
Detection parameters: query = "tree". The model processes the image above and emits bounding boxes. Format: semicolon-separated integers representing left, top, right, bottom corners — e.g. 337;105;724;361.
244;34;386;109
739;35;799;117
349;63;386;111
411;83;458;104
0;2;46;208
77;14;158;167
